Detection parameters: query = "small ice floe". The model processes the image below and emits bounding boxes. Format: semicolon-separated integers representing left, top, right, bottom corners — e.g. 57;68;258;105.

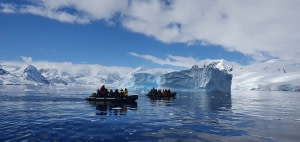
219;107;227;110
52;127;63;130
55;87;66;90
24;89;34;92
112;107;122;110
129;108;137;110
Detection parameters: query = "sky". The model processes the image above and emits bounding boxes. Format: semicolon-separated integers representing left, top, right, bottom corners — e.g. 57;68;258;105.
1;0;299;69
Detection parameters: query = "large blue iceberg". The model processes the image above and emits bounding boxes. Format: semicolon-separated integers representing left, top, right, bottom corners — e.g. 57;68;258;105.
119;67;232;93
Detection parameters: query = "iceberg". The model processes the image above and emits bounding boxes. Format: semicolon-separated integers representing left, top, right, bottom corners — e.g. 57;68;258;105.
159;67;232;93
120;66;232;93
119;66;168;90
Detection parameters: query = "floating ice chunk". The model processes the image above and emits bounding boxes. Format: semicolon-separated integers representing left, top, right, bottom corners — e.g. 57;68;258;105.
120;67;232;93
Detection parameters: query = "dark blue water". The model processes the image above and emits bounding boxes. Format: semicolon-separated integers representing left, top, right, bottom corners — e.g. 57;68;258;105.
0;86;300;141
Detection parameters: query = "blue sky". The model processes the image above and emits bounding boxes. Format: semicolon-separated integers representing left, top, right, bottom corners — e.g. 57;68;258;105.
1;0;299;69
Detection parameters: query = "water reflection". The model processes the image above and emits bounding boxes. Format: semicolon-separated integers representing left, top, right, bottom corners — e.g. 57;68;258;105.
173;91;232;112
148;96;176;106
207;92;232;111
87;101;137;116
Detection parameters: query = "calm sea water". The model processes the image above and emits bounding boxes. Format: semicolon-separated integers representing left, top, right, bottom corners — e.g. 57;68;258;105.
0;86;299;142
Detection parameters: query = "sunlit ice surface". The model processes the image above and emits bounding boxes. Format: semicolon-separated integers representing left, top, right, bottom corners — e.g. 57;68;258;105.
0;85;299;141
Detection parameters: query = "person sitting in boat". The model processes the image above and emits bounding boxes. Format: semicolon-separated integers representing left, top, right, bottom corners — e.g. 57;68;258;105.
124;88;128;97
162;89;166;95
100;85;105;91
151;87;155;92
109;89;114;97
104;88;109;97
157;89;162;96
167;89;171;95
114;89;120;97
98;85;106;96
96;89;100;96
120;88;124;97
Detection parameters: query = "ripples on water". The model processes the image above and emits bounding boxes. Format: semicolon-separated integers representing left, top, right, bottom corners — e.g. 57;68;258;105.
0;86;300;141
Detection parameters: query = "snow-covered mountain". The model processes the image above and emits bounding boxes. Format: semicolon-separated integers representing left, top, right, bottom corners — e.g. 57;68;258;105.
0;64;49;85
0;59;300;92
0;62;132;88
230;60;300;91
23;65;50;84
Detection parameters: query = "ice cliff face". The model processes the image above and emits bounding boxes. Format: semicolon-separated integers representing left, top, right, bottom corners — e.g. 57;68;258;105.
159;67;232;93
119;66;169;90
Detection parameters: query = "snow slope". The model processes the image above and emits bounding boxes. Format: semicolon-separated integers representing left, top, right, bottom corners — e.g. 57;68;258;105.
230;60;300;91
195;59;300;91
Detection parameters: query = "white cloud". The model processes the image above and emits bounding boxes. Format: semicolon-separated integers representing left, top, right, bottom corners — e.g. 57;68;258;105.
1;0;300;62
1;0;127;24
19;5;90;24
33;61;133;77
21;56;32;65
123;0;300;62
0;3;17;13
38;0;128;20
129;52;199;68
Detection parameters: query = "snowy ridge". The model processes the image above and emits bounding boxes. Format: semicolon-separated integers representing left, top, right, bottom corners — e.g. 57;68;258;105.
231;60;300;91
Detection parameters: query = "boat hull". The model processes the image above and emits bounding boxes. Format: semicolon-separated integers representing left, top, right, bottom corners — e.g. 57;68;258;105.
146;92;176;98
85;95;138;102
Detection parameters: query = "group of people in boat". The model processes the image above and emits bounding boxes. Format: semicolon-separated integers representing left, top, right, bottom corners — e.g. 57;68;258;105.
148;87;173;96
95;85;128;97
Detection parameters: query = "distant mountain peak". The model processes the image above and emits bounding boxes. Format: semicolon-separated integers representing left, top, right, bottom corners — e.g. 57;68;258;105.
0;68;9;75
23;65;38;73
23;65;49;84
200;59;234;72
134;66;149;72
